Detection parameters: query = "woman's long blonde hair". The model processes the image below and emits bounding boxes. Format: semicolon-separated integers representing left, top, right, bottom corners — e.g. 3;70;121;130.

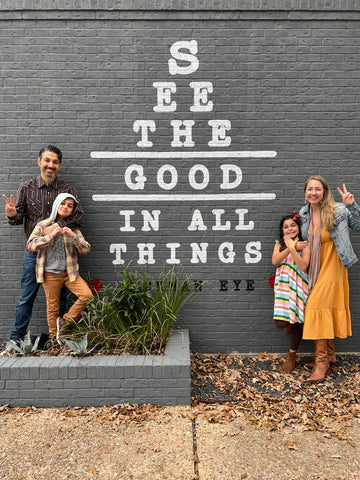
304;175;337;230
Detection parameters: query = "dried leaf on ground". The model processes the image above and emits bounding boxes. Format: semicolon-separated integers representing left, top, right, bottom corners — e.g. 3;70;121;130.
191;352;360;439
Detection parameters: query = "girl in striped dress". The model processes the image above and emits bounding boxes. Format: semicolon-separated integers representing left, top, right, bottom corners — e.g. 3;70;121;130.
272;212;310;372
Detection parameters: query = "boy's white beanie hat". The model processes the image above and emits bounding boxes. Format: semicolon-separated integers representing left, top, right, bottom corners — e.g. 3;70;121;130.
49;193;77;222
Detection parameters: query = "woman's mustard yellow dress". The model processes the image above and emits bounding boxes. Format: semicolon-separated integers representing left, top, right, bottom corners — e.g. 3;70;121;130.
303;228;352;340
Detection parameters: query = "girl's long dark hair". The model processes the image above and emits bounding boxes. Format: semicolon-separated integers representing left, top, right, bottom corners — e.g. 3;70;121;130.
278;211;303;252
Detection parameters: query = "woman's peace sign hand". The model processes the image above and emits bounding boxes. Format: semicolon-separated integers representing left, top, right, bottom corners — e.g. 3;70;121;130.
337;184;354;206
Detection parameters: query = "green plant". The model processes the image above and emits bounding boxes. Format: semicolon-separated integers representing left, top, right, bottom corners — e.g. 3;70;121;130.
63;333;98;357
12;332;40;355
71;266;203;355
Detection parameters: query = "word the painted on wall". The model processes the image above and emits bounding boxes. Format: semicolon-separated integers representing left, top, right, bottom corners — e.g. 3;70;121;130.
134;119;231;148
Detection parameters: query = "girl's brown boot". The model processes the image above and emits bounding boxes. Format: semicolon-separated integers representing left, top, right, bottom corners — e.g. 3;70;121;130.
280;351;297;373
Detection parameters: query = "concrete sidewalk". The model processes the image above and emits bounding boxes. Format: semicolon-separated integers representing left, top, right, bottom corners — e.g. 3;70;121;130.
1;405;359;480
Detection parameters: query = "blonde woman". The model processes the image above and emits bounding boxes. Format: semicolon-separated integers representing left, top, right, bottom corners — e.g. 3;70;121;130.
300;176;360;382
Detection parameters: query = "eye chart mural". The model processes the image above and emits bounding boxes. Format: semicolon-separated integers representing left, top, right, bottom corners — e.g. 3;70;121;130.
91;40;276;268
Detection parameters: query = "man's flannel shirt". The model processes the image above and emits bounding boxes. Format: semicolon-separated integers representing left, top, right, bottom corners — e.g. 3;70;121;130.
26;219;90;283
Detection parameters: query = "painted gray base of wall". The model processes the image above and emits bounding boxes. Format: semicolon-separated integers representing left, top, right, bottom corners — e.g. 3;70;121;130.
0;329;190;408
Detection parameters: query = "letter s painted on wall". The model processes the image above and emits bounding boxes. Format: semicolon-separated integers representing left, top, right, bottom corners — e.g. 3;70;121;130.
168;40;199;75
244;241;262;264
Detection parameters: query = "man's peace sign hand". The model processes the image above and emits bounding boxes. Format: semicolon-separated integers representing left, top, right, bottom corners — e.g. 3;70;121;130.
337;184;354;206
2;194;17;218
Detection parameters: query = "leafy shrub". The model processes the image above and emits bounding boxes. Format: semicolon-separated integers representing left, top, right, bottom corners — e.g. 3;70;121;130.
70;266;202;355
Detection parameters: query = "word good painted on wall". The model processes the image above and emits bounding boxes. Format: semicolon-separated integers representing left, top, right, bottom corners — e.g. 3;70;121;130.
91;40;277;267
124;164;242;191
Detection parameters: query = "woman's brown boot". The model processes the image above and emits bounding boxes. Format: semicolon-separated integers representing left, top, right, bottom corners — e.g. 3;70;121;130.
280;351;297;373
306;339;336;369
308;340;329;383
326;339;336;364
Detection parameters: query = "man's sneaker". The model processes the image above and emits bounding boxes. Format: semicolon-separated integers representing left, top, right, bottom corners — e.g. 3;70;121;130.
56;316;71;343
0;339;20;356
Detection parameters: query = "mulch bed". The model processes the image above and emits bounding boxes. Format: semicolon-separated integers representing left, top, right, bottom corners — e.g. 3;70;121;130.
0;336;165;357
191;352;360;441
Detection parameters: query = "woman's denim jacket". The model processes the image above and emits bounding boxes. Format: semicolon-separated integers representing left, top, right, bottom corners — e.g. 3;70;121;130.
299;200;360;269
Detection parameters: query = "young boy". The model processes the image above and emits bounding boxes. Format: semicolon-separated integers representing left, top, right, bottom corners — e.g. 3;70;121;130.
26;193;93;342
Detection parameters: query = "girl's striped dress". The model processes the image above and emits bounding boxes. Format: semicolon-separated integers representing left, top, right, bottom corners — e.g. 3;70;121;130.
273;251;309;324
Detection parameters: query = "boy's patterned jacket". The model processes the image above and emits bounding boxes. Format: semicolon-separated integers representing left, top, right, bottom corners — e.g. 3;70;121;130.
26;218;90;283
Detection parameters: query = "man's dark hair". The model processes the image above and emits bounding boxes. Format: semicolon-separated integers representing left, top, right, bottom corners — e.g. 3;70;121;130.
38;145;63;163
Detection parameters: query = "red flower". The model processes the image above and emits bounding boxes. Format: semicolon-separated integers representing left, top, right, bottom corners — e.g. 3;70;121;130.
268;276;275;290
292;211;300;222
88;278;103;294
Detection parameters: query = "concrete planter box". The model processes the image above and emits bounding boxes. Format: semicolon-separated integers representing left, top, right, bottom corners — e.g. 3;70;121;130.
0;329;190;408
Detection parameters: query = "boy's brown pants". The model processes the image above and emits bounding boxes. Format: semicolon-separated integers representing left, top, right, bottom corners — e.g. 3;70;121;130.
43;272;93;338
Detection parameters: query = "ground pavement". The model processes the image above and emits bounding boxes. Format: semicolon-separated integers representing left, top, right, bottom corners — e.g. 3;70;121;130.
0;352;359;479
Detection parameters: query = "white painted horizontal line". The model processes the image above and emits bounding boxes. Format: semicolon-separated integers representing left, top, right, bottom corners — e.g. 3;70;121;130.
90;150;277;159
92;193;276;202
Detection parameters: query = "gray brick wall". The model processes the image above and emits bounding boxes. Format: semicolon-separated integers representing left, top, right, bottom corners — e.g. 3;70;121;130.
0;1;359;11
0;3;359;354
